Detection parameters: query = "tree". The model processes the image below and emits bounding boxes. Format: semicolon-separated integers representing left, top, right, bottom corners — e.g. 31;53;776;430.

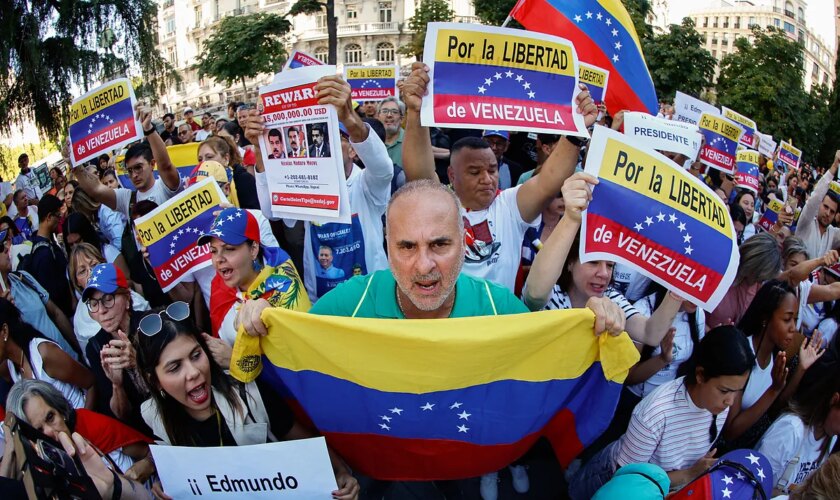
818;46;840;166
644;18;716;101
400;0;455;60
473;0;518;27
622;0;653;43
717;27;827;163
0;0;171;141
196;13;291;94
289;0;338;65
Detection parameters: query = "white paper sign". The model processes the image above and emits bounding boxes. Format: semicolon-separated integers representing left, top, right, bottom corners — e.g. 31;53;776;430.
673;91;719;126
623;112;702;160
758;131;777;158
151;438;338;499
258;66;350;223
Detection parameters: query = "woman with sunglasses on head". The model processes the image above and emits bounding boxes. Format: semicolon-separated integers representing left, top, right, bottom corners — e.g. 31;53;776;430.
0;298;94;410
134;305;359;500
82;263;152;435
568;326;755;499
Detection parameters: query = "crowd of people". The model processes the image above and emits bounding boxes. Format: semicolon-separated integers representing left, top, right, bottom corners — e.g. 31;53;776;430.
0;61;838;500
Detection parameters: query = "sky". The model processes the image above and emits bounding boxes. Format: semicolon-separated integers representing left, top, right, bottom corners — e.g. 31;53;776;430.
666;0;836;50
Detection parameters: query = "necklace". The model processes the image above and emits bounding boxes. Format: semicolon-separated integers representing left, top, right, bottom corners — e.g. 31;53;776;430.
396;288;407;316
215;407;224;446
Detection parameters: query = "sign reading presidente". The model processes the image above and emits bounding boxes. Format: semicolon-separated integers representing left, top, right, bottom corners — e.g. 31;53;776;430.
581;127;738;311
697;112;743;174
421;23;587;136
344;66;397;101
622;112;702;160
134;179;226;291
69;78;143;167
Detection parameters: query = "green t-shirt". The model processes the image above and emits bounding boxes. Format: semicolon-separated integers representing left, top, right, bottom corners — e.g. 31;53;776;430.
309;269;528;318
517;168;535;185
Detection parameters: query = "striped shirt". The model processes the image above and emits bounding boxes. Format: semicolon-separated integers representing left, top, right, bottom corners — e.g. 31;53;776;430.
613;376;725;471
543;285;639;320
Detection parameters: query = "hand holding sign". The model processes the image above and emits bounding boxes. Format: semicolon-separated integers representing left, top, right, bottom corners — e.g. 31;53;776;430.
402;62;431;114
561;172;598;223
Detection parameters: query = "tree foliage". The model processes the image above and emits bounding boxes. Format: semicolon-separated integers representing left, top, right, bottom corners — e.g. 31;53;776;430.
289;0;338;64
473;0;518;27
622;0;653;43
717;27;826;162
645;18;716;101
196;13;291;92
400;0;455;60
818;46;840;166
1;0;171;141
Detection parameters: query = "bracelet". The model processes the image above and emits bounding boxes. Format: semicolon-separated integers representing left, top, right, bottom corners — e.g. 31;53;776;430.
110;468;122;500
143;127;156;136
564;135;589;148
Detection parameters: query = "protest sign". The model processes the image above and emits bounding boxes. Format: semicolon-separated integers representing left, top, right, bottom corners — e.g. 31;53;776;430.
69;78;143;167
420;22;588;136
735;150;761;194
578;62;609;105
757;132;777;159
134;178;225;292
757;198;800;232
259;65;349;223
673;91;719;125
284;50;324;70
697;112;743;174
721;106;758;150
622;112;702;159
344;66;397;101
581;126;738;311
151;438;337;498
778;140;802;170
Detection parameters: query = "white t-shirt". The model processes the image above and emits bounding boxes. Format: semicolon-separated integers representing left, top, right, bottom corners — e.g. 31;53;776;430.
461;185;539;291
741;335;775;410
816;316;838;345
757;413;837;493
195;129;212;142
614;376;725;471
797;279;824;334
15;171;42;200
114;177;183;218
8;338;85;409
628;294;705;398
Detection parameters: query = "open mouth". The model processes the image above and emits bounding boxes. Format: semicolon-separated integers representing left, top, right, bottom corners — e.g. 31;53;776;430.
414;279;440;295
218;267;234;281
589;283;607;294
187;383;209;405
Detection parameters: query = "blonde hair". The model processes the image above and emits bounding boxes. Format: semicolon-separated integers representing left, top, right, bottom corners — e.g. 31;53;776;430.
69;243;105;294
200;136;242;167
790;454;840;499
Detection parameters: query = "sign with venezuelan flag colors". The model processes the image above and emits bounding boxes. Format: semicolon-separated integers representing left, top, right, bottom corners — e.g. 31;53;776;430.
757;197;800;233
578;62;609;104
134;178;226;291
284;50;324;70
735;150;761;194
69;78;143;167
778;140;802;170
345;66;397;101
246;306;639;480
697;112;744;174
622;112;702;159
421;23;588;137
721;106;758;150
581;126;739;311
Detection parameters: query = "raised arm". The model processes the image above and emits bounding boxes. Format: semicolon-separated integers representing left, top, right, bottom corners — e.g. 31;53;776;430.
136;105;179;191
73;164;117;210
795;151;838;240
400;62;438;182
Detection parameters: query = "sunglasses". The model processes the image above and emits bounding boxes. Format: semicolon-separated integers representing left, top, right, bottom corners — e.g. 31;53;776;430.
138;301;190;337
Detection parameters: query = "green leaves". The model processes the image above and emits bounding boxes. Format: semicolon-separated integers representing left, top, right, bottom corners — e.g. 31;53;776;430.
645;18;716;102
400;0;455;59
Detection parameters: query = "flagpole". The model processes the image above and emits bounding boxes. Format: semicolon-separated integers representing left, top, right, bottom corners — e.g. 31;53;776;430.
501;15;512;27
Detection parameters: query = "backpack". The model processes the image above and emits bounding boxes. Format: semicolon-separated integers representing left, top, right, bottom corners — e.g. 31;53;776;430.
17;240;51;276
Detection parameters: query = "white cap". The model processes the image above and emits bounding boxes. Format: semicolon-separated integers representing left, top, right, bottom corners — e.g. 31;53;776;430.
184;106;194;114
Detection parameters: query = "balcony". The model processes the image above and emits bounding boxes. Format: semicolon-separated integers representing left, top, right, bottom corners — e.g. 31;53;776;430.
298;21;400;41
784;9;794;18
162;0;174;9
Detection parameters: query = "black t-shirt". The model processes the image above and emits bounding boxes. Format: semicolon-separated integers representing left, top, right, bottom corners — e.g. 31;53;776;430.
186;410;238;447
29;235;73;317
127;252;170;308
232;164;260;210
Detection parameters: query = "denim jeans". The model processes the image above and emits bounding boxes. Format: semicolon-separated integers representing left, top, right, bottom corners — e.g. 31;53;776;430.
567;440;619;500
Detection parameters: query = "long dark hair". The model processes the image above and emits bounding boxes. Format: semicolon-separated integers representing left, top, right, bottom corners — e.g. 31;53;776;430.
789;359;840;461
682;325;755;387
737;279;797;353
134;312;242;446
557;230;614;292
63;212;102;251
0;298;47;358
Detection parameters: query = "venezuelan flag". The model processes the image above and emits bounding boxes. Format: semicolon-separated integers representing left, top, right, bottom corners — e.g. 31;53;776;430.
735;150;760;194
69;79;142;165
251;307;639;480
510;0;657;115
116;143;199;188
778;141;801;169
698;113;743;174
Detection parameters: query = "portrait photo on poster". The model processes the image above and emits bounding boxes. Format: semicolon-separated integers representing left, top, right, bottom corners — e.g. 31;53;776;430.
285;125;308;158
266;128;286;159
307;122;331;158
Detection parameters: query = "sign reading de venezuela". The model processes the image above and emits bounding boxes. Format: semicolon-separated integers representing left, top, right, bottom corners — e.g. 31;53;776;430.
582;127;738;311
345;66;397;101
778;140;802;170
421;23;588;137
134;179;226;291
69;78;143;167
697;112;744;174
721;106;759;150
735;149;761;194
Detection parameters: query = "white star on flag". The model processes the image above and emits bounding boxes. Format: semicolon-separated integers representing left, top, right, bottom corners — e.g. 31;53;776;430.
505;70;513;78
170;250;175;256
449;402;462;409
645;216;653;226
515;75;523;82
746;453;760;465
379;423;391;430
527;91;535;99
605;18;612;25
235;211;242;217
457;411;471;420
96;268;103;275
585;11;592;18
735;472;745;480
722;475;733;485
484;78;493;85
89;275;98;284
596;12;602;20
170;242;176;248
494;72;502;80
173;235;179;242
227;215;234;221
757;468;766;480
678;222;686;232
421;402;435;411
634;223;643;231
615;42;622;50
457;425;469;433
389;407;403;415
380;415;391;422
574;14;582;22
669;213;677;223
656;212;665;222
179;229;184;235
721;487;732;499
685;245;693;255
613;54;620;63
612;28;619;37
478;86;486;94
684;234;692;243
522;82;531;90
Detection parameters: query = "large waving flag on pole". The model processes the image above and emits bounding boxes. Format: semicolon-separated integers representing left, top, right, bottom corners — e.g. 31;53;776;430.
510;0;658;114
239;307;640;481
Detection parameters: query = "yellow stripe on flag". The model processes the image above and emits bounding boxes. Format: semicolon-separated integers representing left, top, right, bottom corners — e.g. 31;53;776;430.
597;0;644;54
346;67;396;79
70;80;132;126
737;150;760;165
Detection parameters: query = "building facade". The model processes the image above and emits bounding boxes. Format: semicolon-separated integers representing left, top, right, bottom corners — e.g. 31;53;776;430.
155;0;476;115
688;0;835;92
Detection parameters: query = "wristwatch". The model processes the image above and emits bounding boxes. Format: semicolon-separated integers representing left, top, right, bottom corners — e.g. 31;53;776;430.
564;135;589;148
143;127;156;136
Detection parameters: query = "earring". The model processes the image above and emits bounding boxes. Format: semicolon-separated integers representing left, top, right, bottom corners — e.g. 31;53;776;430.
252;259;263;272
160;390;166;398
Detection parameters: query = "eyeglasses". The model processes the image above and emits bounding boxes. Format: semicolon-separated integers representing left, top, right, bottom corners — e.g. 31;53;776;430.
378;109;401;116
86;293;116;313
138;301;190;337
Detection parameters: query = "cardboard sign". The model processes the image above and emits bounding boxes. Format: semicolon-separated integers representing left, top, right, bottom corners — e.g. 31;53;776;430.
673;91;719;126
151;438;337;498
735;150;761;194
721;106;758;150
259;65;349;223
757;198;800;232
134;179;226;291
345;66;397;101
578;62;609;105
420;22;588;137
757;132;777;159
581;126;739;311
284;50;324;70
778;140;802;170
623;112;702;159
697;112;744;174
69;78;143;166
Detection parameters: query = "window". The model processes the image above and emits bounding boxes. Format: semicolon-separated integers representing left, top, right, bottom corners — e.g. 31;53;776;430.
344;43;362;64
194;6;202;28
774;18;780;27
379;2;392;23
783;21;795;34
734;16;740;29
703;17;708;28
813;61;820;76
346;6;357;21
748;16;755;27
723;16;729;28
314;46;328;63
797;7;804;21
711;37;718;45
713;16;718;28
785;1;794;17
376;42;395;63
712;49;717;58
316;14;326;28
165;17;176;34
167;47;177;66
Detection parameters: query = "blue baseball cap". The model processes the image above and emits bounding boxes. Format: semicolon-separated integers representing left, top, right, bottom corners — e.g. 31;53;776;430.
593;463;670;499
197;207;261;247
483;130;510;140
81;263;129;301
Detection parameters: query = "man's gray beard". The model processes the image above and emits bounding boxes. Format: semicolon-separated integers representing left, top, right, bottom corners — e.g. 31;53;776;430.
392;257;464;312
385;123;400;135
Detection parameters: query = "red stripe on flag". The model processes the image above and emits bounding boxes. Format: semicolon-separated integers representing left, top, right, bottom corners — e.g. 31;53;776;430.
154;243;212;288
433;94;576;132
585;213;723;302
73;116;137;161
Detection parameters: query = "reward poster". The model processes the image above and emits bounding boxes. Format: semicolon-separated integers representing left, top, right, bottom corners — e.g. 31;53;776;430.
259;65;349;222
420;23;588;136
